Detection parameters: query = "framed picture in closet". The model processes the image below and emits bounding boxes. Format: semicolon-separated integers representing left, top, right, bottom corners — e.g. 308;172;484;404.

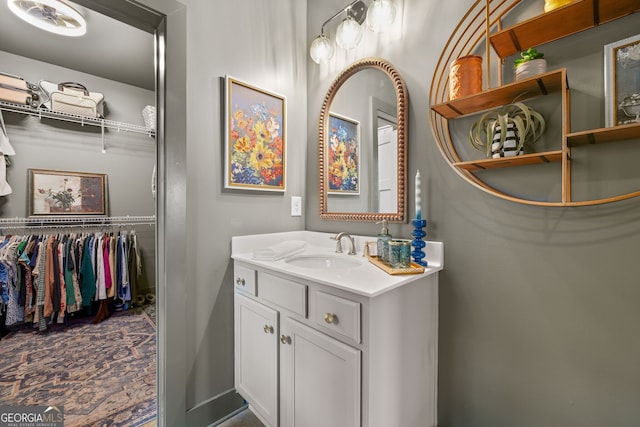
28;169;108;217
224;76;286;192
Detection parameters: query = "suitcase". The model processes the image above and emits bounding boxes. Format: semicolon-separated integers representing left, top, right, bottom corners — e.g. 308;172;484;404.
39;81;105;118
0;72;39;108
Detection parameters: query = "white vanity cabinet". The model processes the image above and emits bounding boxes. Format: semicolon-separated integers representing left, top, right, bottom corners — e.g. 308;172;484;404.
233;252;440;427
234;293;279;427
280;313;361;427
234;266;362;427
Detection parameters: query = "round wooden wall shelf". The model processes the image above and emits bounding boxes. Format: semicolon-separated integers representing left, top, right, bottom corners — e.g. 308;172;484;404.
429;0;640;206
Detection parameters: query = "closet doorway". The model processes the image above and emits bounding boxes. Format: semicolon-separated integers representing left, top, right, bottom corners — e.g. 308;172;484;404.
0;1;185;425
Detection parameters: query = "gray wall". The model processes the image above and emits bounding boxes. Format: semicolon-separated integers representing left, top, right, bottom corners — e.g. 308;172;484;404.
0;50;156;293
181;0;307;423
307;0;640;426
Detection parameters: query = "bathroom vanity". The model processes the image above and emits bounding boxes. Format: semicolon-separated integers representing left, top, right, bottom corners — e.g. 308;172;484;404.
231;231;444;427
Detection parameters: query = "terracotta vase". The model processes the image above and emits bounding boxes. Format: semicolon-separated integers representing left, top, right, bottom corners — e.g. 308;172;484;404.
449;55;482;100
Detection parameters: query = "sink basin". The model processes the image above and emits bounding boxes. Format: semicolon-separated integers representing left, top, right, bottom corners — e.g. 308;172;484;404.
285;254;362;270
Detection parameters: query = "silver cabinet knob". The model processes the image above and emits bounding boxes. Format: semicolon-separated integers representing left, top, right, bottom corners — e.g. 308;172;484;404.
280;335;291;344
263;325;274;334
236;277;245;286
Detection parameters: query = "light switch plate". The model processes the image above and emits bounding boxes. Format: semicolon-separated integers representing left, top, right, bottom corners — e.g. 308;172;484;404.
291;196;302;216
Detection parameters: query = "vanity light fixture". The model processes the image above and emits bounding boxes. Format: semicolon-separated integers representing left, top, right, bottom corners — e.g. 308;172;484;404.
7;0;87;37
336;14;364;49
309;0;396;64
366;0;396;33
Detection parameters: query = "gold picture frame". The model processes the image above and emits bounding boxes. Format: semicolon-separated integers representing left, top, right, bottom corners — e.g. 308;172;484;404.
28;169;108;217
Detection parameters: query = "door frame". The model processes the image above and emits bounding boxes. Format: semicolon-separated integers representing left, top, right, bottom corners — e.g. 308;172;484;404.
72;1;188;425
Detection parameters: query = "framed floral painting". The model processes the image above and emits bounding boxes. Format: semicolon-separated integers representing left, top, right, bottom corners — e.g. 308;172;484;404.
604;34;640;127
29;169;108;217
327;113;360;195
225;76;286;191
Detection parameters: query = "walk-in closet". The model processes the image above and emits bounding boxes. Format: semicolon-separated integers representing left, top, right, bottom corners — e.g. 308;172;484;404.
0;1;158;425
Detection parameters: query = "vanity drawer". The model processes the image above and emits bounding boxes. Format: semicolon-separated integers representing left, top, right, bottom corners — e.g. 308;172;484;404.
315;291;361;344
258;272;307;317
234;264;257;296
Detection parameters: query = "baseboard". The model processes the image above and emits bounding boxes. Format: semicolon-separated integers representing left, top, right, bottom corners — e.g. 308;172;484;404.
186;388;246;427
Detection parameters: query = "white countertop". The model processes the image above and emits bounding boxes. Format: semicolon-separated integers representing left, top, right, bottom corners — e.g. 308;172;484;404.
231;231;443;298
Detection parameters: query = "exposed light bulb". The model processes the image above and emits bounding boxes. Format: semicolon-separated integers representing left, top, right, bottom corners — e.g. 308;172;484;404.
310;34;335;64
336;15;363;50
366;0;396;33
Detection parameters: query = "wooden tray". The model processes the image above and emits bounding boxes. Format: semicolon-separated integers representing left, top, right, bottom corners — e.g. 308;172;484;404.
367;255;425;275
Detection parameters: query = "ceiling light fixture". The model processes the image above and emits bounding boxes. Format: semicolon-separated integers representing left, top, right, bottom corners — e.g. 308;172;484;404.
309;0;396;65
7;0;87;37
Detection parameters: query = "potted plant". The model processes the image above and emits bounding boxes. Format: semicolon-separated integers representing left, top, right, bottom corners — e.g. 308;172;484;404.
469;102;546;158
514;48;547;81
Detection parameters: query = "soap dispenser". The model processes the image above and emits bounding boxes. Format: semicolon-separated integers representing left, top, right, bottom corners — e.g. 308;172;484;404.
376;220;392;265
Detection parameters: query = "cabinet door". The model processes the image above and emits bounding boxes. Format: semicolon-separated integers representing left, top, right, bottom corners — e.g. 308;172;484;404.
235;293;279;427
280;317;361;427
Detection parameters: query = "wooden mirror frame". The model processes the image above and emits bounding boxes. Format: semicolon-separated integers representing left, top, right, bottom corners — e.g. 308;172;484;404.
319;57;408;222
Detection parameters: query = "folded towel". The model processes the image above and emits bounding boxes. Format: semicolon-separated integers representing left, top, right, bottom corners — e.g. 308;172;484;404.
253;240;306;261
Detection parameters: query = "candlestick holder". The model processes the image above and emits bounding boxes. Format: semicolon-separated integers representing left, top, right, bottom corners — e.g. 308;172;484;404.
411;219;427;266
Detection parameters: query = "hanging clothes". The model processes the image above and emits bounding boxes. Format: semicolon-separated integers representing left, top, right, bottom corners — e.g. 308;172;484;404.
0;227;146;332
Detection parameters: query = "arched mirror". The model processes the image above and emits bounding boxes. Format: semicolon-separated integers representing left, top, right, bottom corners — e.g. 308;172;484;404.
319;57;408;222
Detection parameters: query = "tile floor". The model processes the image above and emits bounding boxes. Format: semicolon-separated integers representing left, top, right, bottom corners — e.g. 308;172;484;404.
217;408;265;427
137;408;264;427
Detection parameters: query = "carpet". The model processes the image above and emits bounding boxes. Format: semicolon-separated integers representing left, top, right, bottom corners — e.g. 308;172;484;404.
0;308;156;427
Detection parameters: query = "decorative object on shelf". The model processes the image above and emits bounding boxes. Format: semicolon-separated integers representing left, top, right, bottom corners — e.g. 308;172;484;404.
309;0;397;64
449;55;482;100
224;76;286;192
543;0;575;12
411;219;427;267
29;169;108;217
604;34;640;127
327;113;360;194
514;48;547;81
469;102;546;158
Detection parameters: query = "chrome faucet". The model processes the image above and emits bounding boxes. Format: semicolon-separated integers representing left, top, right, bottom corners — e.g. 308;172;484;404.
331;232;357;255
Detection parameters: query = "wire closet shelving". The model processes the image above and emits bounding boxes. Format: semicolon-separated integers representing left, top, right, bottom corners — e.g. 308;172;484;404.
0;215;156;233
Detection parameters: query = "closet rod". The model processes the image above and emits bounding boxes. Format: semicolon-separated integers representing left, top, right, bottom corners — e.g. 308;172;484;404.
0;215;155;231
0;101;155;136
